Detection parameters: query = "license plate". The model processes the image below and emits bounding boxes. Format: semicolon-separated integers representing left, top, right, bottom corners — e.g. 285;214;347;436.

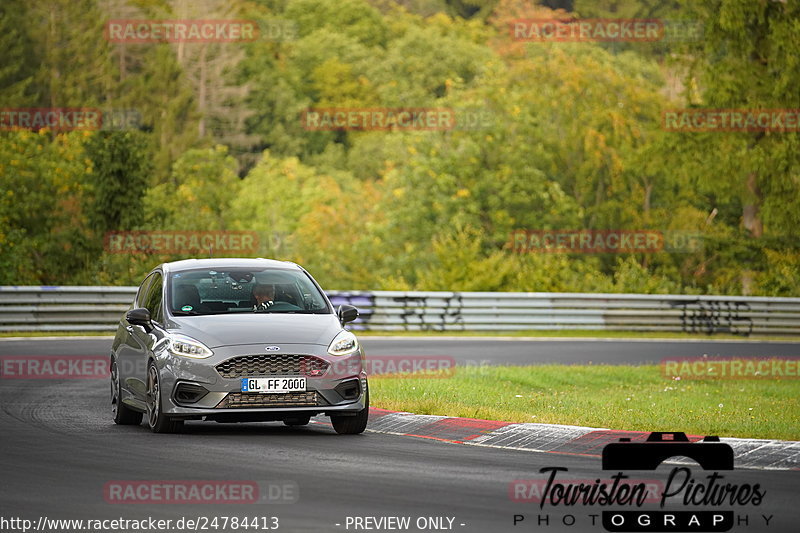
241;377;306;394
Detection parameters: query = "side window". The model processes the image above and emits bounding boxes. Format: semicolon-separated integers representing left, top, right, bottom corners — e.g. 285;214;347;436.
143;272;164;324
135;274;155;309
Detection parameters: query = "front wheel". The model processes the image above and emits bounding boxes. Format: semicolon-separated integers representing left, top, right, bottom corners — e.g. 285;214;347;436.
330;388;369;435
146;361;183;434
111;358;142;425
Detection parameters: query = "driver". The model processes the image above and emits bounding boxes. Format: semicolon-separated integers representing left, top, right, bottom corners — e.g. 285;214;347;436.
252;283;275;311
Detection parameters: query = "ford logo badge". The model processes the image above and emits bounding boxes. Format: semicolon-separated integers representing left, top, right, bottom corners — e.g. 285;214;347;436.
265;346;280;351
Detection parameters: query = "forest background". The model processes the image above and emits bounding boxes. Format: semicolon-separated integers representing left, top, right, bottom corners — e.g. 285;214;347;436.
1;0;798;296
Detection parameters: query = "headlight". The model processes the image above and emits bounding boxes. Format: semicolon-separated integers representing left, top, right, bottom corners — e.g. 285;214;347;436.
328;330;359;356
168;334;213;359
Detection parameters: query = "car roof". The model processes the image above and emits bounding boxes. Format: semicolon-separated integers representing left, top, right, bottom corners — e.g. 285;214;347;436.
161;258;301;274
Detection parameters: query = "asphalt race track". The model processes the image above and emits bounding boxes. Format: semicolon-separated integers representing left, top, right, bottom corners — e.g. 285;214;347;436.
1;337;798;533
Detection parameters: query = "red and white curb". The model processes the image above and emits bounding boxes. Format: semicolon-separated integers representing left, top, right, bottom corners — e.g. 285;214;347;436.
365;408;800;471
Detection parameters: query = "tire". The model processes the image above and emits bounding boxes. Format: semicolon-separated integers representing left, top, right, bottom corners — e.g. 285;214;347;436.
146;361;183;434
283;416;311;427
330;387;369;435
111;358;142;425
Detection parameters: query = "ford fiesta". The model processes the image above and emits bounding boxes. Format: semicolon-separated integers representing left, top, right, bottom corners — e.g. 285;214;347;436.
110;258;368;434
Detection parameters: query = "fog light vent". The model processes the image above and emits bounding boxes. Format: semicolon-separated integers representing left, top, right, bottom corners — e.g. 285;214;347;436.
334;379;361;400
174;383;209;405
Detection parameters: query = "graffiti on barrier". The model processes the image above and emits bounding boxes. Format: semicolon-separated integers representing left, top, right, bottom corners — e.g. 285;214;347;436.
391;294;465;331
670;300;753;336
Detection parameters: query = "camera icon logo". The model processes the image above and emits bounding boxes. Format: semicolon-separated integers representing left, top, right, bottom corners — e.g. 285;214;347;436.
602;432;734;471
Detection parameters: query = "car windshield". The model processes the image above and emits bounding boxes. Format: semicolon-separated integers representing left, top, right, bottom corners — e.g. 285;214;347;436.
168;267;331;316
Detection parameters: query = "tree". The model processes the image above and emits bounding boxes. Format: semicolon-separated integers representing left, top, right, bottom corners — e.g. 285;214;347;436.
25;0;116;108
674;0;800;293
229;152;378;287
0;130;93;283
145;145;240;231
84;131;151;235
0;0;40;107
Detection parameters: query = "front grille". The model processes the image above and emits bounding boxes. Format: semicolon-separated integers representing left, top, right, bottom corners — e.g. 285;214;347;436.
217;391;324;409
215;354;330;378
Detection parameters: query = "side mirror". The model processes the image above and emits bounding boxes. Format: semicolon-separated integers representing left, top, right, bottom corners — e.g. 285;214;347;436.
337;304;359;324
126;307;153;332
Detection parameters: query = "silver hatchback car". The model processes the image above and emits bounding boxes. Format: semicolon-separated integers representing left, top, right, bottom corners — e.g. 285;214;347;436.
110;258;368;434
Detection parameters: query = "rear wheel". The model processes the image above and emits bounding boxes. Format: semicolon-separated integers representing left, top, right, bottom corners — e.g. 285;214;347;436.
111;359;142;425
146;362;183;434
330;387;369;435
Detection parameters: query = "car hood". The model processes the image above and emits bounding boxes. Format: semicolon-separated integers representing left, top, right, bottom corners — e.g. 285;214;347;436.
166;313;344;348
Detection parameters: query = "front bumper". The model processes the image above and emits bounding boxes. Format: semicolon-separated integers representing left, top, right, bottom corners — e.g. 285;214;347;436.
154;342;367;420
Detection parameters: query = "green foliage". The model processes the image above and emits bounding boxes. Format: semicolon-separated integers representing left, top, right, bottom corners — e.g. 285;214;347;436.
0;0;40;106
146;145;239;230
286;0;389;48
84;131;151;235
368;23;492;104
0;0;797;295
0;131;92;283
24;0;115;108
413;224;517;290
122;45;201;181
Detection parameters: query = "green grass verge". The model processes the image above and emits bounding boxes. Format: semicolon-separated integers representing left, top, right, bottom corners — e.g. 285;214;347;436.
369;364;800;441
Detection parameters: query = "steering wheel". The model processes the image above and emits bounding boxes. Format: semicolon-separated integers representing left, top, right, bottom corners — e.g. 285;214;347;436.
258;301;302;312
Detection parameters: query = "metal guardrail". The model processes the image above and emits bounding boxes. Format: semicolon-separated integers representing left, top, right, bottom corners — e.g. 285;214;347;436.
1;286;800;336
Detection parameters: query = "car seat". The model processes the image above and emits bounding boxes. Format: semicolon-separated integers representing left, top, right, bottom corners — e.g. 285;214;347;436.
173;284;203;312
